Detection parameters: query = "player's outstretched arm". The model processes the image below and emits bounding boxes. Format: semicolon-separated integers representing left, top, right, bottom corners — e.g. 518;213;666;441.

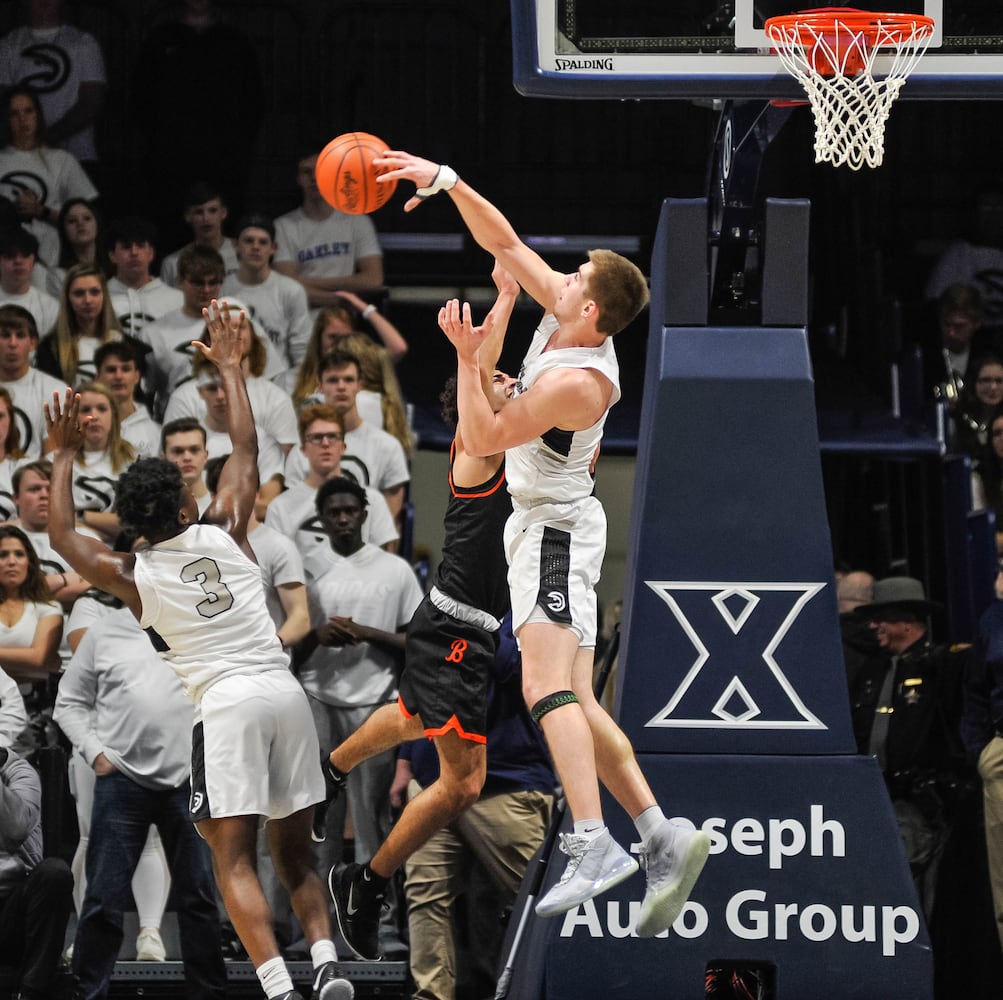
374;149;564;312
44;390;138;613
195;300;258;545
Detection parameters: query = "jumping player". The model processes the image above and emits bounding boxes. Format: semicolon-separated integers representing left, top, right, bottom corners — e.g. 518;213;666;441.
316;265;520;961
374;150;710;933
44;301;352;1000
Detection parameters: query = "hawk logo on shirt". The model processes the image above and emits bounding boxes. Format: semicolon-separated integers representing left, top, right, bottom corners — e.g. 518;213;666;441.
0;169;49;208
15;42;71;94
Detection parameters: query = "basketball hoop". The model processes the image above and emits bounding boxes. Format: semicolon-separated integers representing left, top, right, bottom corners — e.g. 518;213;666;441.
765;7;935;170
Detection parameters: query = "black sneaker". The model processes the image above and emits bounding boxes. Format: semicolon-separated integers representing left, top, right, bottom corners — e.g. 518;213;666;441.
329;863;383;962
311;960;354;1000
312;759;347;843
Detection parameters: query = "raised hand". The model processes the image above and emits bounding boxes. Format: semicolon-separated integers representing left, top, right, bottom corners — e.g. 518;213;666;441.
195;299;246;371
438;298;495;362
44;388;86;453
372;150;442;213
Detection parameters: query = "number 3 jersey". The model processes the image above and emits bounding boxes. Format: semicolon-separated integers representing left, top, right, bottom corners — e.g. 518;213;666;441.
134;523;289;703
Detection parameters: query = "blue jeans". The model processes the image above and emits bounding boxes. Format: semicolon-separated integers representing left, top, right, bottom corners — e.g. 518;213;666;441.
72;771;226;1000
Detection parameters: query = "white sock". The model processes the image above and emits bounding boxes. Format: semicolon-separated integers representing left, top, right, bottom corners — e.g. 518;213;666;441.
634;805;668;844
257;956;293;998
573;820;605;838
311;938;338;967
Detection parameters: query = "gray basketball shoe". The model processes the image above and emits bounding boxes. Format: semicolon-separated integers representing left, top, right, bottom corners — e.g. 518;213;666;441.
633;821;711;937
535;828;639;917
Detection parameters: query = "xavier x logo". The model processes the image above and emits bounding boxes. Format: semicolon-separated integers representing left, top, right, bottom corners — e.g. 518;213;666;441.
643;581;827;731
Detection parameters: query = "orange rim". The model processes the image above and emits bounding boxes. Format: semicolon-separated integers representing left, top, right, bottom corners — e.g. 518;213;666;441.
765;7;936;44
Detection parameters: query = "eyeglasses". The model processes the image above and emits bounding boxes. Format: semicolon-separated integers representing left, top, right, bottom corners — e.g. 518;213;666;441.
304;431;344;445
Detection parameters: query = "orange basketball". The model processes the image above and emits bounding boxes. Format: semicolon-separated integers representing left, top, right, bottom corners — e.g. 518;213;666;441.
315;132;397;215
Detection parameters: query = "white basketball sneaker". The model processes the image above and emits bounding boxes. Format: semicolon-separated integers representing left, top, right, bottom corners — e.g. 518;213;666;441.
535;828;639;917
633;821;711;937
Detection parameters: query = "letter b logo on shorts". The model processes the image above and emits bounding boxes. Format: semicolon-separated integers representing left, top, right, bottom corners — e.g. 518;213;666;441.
445;639;468;663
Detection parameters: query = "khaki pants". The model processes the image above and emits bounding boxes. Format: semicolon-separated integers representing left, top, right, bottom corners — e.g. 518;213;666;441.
404;781;553;1000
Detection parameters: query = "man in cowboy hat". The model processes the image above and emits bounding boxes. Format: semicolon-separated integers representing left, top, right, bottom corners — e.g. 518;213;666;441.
849;576;970;921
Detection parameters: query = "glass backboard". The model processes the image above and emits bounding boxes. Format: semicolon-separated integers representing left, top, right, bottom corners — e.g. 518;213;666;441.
512;0;1003;99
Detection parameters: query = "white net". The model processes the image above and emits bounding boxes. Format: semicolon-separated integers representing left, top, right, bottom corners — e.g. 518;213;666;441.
765;12;935;170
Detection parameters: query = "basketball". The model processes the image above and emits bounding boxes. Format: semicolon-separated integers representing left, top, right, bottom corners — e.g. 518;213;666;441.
315;132;397;215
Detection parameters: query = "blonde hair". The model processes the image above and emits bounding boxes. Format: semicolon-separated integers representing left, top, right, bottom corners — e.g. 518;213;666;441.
53;263;123;384
74;381;136;472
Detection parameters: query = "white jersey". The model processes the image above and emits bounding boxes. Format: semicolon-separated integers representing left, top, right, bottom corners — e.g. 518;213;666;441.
506;314;620;506
0;285;59;337
159;240;239;289
0;24;106;162
220;272;312;377
134;523;289;703
165;376;298;449
273;206;382;280
108;277;183;337
3;367;67;458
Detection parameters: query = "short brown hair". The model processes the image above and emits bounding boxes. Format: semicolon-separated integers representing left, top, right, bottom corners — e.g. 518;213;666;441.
13;460;52;494
318;348;361;381
177;244;225;283
161;416;207;454
0;304;38;340
586;249;650;336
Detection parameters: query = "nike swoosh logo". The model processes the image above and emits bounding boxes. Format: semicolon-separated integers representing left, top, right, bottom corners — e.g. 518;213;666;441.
346;882;360;917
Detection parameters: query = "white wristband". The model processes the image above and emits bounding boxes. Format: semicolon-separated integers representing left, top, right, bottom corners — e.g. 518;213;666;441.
415;164;458;200
362;304;377;320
